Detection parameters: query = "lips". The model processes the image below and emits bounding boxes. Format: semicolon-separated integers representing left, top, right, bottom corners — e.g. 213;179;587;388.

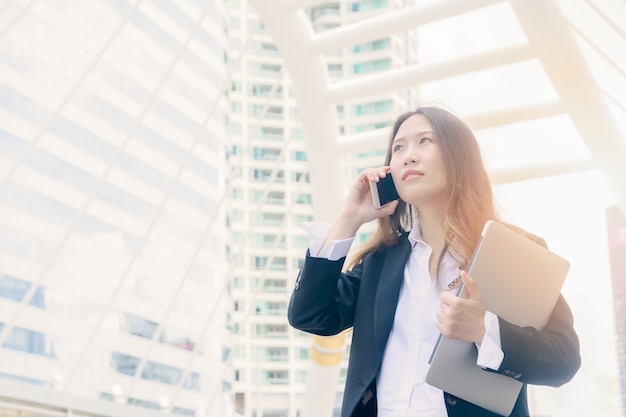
402;170;424;181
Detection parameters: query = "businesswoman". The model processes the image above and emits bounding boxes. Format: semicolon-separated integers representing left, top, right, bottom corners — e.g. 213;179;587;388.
288;106;580;417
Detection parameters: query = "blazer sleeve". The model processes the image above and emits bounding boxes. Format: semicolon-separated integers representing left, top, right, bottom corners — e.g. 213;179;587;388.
287;251;363;336
497;293;581;387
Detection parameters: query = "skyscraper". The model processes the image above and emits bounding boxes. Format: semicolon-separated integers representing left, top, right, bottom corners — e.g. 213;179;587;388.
226;2;421;416
226;2;318;416
0;2;232;416
607;205;626;416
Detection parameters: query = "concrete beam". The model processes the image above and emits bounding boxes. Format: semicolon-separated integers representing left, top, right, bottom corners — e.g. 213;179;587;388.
510;0;626;216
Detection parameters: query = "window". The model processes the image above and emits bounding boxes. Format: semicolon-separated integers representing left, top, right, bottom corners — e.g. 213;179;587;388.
29;286;46;308
252;256;287;271
260;63;281;74
352;38;390;53
256;301;287;316
295;214;313;224
122;313;158;339
232;276;243;289
354;99;393;115
253;257;268;269
1;324;56;358
260;126;283;140
249;41;279;56
263;370;288;385
172;406;195;416
141;361;183;385
250;83;274;96
296;193;312;205
293;236;308;249
251;190;285;205
253;147;281;161
350;0;388;12
252;168;285;182
0;274;31;302
253;212;284;226
293;171;309;182
111;352;140;376
270;257;287;270
182;372;201;390
255;324;288;338
293;150;307;161
328;63;342;77
264;347;288;362
353;58;391;74
266;106;283;120
252;234;285;248
297;370;308;383
355;121;391;133
263;278;287;293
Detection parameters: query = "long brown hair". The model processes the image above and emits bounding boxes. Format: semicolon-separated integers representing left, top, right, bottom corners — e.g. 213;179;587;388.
346;106;501;270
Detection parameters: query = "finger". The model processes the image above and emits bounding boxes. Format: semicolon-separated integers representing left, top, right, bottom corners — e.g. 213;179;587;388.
460;271;481;301
439;291;456;304
379;199;399;216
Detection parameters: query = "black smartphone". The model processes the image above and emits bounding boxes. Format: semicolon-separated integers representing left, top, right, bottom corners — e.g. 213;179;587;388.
369;172;400;209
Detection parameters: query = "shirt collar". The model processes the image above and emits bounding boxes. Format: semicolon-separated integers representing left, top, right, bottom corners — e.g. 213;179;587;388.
406;221;466;290
407;223;423;249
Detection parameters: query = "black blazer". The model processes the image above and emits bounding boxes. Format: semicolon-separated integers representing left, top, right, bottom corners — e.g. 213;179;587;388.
288;235;581;417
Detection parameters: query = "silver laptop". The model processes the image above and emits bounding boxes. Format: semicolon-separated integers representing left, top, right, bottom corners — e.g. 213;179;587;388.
424;220;571;416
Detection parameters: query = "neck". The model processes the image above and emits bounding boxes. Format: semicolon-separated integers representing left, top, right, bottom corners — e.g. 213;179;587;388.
416;204;446;250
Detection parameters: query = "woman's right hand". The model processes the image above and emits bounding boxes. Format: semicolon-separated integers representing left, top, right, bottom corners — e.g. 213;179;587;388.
326;167;400;241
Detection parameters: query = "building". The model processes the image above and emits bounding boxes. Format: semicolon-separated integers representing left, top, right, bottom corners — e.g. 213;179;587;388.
0;1;232;416
225;1;429;416
1;1;625;417
225;2;316;415
607;206;626;416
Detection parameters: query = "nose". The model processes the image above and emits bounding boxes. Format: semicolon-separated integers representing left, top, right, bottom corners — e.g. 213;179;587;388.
403;146;418;165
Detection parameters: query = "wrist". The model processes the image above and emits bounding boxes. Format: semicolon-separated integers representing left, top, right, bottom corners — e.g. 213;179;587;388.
329;212;362;240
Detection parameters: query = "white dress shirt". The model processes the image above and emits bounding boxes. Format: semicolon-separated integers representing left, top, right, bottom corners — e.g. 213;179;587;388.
302;222;504;417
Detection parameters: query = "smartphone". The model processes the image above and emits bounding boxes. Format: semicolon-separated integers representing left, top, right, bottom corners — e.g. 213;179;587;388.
369;172;400;209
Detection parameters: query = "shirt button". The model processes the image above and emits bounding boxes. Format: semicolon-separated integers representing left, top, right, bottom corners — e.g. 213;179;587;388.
446;395;458;406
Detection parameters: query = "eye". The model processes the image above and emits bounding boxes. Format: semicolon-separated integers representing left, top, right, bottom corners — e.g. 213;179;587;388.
392;143;404;152
419;137;433;144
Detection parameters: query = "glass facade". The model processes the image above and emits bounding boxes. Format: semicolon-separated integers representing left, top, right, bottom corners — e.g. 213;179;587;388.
0;1;624;417
0;1;231;416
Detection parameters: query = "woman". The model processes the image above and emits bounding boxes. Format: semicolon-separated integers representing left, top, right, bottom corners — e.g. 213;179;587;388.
288;106;580;417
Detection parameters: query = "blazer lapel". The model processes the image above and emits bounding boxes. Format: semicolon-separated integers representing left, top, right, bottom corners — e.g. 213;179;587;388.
373;238;411;364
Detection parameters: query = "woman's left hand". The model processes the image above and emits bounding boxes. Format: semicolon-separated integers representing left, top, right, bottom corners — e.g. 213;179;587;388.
436;271;487;345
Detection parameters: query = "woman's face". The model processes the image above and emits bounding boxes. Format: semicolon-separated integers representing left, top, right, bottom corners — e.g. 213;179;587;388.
389;114;448;208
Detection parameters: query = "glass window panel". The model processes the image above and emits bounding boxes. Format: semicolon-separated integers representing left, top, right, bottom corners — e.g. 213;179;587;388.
0;273;31;302
255;324;288;339
293;150;307;161
123;313;159;339
172;406;195;416
159;325;197;352
182;371;201;391
262;370;288;385
110;351;140;376
1;324;56;358
141;361;183;385
0;371;51;387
